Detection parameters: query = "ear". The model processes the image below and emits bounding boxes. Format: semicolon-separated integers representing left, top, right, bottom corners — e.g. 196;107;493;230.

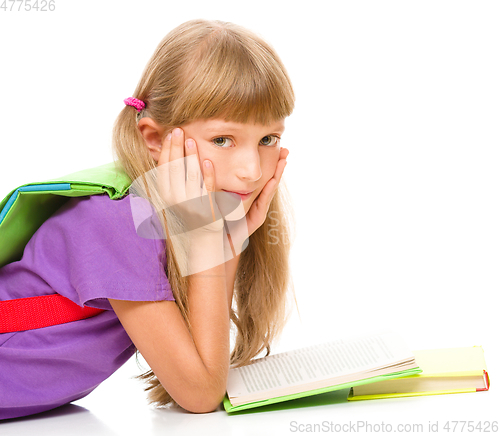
137;117;167;162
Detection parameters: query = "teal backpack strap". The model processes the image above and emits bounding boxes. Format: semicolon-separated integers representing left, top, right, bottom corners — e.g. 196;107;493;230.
0;161;132;268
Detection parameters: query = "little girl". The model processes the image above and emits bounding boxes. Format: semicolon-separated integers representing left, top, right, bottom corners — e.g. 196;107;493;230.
0;19;295;418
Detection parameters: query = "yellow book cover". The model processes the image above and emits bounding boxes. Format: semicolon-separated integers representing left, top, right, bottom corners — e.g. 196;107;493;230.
348;346;490;401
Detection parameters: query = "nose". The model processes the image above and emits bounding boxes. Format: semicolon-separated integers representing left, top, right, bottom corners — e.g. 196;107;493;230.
236;147;262;182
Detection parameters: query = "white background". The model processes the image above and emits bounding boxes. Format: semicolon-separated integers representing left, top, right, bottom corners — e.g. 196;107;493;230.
0;1;498;435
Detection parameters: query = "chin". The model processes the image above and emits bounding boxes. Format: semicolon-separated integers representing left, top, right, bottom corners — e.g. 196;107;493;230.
224;204;249;222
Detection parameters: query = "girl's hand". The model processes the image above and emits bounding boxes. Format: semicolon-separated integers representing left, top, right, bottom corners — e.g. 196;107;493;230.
157;127;224;236
245;147;289;238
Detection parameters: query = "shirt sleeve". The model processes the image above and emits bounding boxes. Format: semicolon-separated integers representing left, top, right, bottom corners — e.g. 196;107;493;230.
26;193;175;310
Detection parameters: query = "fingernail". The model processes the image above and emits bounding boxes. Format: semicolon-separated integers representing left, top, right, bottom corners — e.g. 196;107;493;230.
186;139;194;149
204;160;211;168
166;133;172;141
173;128;182;137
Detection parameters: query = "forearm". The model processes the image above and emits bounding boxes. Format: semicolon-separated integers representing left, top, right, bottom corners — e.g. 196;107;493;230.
185;233;231;403
223;231;244;312
224;254;239;312
118;230;242;412
224;222;249;311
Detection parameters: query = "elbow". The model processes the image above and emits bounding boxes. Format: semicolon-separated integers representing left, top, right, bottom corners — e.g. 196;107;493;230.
159;361;229;413
171;374;227;414
179;387;226;414
186;400;223;414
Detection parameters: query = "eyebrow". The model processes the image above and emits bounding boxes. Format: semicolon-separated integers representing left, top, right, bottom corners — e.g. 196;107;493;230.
205;123;285;134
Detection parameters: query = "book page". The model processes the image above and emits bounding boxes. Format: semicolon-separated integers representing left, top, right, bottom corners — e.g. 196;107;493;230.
227;332;413;398
413;346;487;375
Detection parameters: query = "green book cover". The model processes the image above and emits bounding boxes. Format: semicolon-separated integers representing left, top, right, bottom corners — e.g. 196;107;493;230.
223;332;421;413
223;368;422;413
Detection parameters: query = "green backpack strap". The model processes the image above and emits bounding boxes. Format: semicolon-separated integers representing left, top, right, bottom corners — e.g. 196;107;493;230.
0;161;132;268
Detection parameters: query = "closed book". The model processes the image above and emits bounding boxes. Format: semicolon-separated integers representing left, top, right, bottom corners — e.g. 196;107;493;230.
348;346;489;401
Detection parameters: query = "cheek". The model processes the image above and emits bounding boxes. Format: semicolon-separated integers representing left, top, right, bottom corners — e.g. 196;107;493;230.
196;148;226;187
195;149;206;169
194;146;214;173
262;153;280;180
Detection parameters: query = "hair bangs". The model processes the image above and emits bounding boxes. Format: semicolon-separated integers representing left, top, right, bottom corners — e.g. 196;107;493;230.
171;27;295;126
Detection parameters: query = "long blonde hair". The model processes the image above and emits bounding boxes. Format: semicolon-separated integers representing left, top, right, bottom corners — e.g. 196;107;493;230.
112;19;296;408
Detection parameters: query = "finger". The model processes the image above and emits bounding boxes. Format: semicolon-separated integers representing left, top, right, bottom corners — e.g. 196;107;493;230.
156;132;172;201
185;138;202;200
255;157;287;207
273;158;288;187
157;132;172;167
201;160;216;194
280;147;290;161
201;160;218;222
273;148;288;182
169;127;186;204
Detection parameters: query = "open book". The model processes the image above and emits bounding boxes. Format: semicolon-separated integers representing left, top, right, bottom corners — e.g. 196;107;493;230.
223;332;421;412
348;346;490;401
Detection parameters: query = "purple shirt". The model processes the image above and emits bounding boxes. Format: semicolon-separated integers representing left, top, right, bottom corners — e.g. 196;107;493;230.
0;194;174;420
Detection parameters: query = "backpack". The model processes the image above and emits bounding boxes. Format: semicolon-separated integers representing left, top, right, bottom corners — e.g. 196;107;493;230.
0;162;132;333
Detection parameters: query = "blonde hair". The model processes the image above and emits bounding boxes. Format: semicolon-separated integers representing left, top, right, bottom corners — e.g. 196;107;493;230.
112;19;296;408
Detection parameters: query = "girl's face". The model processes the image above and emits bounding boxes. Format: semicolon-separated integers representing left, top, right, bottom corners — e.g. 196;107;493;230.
179;118;286;213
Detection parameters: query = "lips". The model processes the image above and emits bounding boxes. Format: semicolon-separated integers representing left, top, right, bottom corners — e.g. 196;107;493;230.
223;189;254;195
222;189;254;200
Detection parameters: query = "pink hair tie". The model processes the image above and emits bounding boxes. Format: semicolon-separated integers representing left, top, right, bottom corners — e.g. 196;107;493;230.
124;97;146;112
